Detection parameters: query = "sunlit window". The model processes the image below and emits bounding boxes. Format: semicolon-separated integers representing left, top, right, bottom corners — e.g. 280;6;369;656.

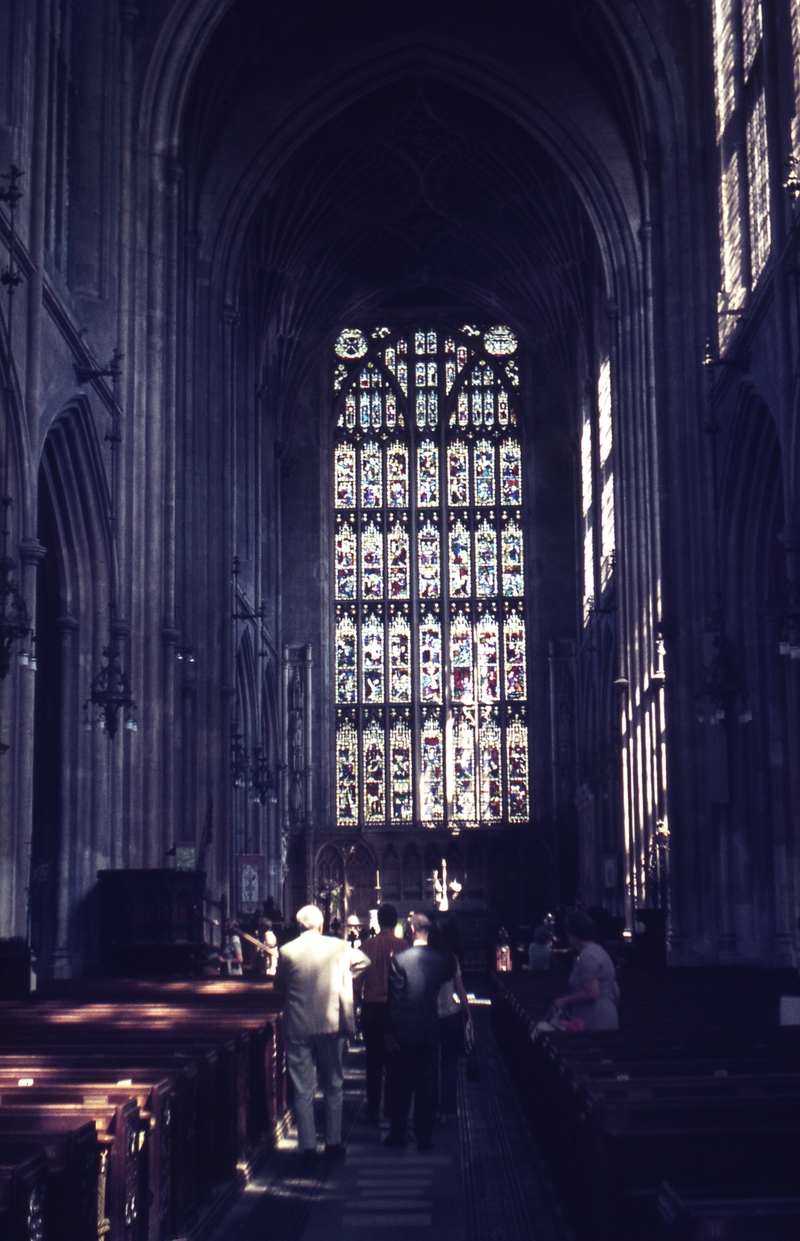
581;417;594;624
598;359;615;592
333;325;529;828
712;0;771;342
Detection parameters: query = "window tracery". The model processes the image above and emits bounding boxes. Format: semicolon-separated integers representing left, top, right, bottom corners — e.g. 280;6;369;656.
333;326;529;828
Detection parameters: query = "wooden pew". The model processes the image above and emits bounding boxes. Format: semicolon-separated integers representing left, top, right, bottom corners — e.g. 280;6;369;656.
0;1120;99;1241
0;980;288;1241
491;970;800;1241
658;1182;800;1240
0;1149;47;1241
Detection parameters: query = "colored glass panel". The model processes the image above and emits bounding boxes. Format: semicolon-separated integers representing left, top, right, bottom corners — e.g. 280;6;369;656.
334;363;348;392
450;612;473;702
503;615;526;699
506;718;529;821
417;442;439;507
457;391;469;427
336;720;358;823
484;326;517;356
501;519;524;595
419;616;442;702
479;718;502;820
416;391;427;429
474;440;495;506
335;520;356;600
389;615;411;701
449;519;471;597
362;615;384;703
363;720;385;822
389;720;413;820
483;390;495;427
418;521;440;598
445;359;456;393
384;345;396;373
388;523;409;599
397;359;408;395
335;328;368;359
361;440;382;504
498;390;509;427
359;391;370;429
475;521;498;597
387;444;408;507
427;361;437;386
361;520;384;598
345;392;356;430
335;443;356;508
416;361;426;387
386;391;397;430
420;714;444;820
427;391;438;428
477;613;499;701
448;442;469;505
336;613;357;703
427;331;437;354
500;439;521;504
452;715;476;820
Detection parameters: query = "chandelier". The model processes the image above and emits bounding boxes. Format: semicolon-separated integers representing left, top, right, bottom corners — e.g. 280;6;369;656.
84;630;138;737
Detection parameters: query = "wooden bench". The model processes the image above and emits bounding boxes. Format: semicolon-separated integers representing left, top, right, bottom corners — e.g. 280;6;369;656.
492;970;800;1241
0;1149;47;1241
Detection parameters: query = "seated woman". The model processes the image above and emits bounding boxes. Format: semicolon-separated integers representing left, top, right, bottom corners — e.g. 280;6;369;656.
525;925;552;971
554;910;619;1030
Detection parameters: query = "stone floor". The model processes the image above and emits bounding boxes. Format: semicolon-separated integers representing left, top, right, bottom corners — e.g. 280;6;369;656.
210;1002;571;1241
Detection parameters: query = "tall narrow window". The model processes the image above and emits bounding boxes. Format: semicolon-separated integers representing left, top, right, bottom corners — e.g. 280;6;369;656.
712;0;771;345
333;325;529;828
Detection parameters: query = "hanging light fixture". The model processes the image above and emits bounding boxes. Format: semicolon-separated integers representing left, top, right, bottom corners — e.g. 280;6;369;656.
0;165;32;682
84;632;138;737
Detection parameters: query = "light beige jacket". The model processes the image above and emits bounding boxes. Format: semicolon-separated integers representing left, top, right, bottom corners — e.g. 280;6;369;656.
275;930;370;1040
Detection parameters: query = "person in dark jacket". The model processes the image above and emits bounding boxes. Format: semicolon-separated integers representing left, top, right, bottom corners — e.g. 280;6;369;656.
385;911;453;1151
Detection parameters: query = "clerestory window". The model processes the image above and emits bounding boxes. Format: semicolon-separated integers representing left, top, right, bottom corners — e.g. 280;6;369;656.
332;324;530;830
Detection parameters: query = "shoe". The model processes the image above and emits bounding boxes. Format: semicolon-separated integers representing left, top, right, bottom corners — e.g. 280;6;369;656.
417;1140;434;1152
384;1132;409;1147
324;1143;347;1160
299;1148;318;1169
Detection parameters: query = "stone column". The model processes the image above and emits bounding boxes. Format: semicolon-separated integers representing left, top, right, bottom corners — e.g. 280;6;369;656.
12;540;46;936
775;524;800;961
51;614;77;979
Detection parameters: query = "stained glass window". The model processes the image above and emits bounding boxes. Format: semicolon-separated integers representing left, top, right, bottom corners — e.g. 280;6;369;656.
336;715;358;822
335;610;357;703
389;716;413;821
333;324;530;827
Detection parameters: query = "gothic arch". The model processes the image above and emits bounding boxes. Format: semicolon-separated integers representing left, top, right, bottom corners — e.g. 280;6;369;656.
32;403;115;976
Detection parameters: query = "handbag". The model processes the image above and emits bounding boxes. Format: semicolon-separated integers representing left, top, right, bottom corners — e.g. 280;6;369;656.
463;1016;480;1080
531;1006;585;1038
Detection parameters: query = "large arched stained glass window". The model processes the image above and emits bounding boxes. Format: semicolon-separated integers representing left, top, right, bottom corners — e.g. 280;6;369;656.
333;325;529;829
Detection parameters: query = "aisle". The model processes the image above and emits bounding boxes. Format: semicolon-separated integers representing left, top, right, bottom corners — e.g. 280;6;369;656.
210;1006;571;1241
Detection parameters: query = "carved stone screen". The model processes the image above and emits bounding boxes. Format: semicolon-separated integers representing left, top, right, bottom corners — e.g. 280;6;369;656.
333;325;529;830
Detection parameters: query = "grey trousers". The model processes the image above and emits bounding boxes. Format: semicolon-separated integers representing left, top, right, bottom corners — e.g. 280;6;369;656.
285;1034;346;1150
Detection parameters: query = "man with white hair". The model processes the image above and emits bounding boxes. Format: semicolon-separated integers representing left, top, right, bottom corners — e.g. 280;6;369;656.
275;904;370;1165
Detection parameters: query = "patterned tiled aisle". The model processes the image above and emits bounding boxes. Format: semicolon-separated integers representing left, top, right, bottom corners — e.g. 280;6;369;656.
210;1004;571;1241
